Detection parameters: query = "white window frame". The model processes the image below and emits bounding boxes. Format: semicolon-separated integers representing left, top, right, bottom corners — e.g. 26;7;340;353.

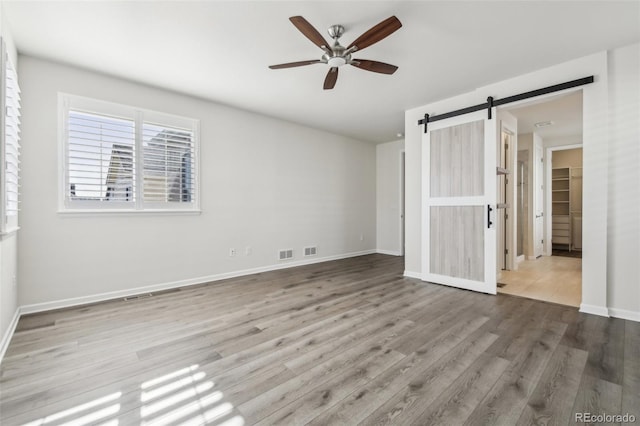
58;93;200;214
1;38;21;236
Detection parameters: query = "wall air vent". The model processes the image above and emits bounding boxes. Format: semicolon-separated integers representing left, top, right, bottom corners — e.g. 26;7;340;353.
304;246;317;257
279;249;294;260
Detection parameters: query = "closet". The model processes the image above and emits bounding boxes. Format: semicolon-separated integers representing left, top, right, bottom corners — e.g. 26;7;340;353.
551;164;582;251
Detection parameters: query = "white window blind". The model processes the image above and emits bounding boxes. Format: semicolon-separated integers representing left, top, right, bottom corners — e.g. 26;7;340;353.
142;122;195;204
2;41;21;232
67;110;135;204
61;95;199;212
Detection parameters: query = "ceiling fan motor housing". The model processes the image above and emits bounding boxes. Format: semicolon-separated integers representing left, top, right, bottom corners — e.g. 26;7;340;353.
327;24;345;39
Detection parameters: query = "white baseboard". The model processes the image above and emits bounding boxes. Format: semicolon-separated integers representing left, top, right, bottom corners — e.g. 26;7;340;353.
608;308;640;322
376;249;403;256
403;270;422;279
579;303;610;317
20;249;377;315
0;307;21;364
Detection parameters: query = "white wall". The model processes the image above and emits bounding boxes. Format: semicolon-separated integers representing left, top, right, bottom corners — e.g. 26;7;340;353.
552;148;583;168
607;43;640;319
17;56;376;309
376;139;404;256
405;50;622;318
0;2;20;354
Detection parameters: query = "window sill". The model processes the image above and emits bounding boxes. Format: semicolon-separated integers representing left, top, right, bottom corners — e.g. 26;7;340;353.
0;227;20;239
57;209;202;217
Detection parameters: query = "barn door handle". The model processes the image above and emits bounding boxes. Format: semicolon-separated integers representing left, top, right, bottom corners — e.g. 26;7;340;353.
487;205;493;229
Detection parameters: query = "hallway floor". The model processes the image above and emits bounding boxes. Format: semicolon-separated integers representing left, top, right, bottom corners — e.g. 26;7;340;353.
498;255;581;307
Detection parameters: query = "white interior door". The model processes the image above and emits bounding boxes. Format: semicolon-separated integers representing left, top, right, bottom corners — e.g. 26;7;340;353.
421;110;497;294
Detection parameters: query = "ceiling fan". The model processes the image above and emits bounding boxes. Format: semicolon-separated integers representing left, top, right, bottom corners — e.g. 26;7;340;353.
269;15;402;90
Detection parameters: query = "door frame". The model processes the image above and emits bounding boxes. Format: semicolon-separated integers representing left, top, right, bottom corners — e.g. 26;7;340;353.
544;143;583;256
499;111;518;271
399;150;406;256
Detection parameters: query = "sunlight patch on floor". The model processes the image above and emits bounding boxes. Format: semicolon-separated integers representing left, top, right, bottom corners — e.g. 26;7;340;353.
22;392;122;426
140;364;242;426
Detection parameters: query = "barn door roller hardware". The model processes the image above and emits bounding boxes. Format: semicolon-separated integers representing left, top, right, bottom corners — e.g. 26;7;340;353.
418;76;594;133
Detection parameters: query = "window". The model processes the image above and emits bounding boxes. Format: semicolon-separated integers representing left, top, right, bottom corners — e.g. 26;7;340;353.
60;95;199;212
1;39;21;233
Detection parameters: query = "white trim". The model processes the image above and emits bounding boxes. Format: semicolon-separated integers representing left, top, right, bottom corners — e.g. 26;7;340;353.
608;308;640;322
20;249;377;315
57;209;202;217
0;226;19;239
579;303;610;317
399;149;406;256
498;111;518;271
403;270;422;279
377;249;402;256
0;307;21;363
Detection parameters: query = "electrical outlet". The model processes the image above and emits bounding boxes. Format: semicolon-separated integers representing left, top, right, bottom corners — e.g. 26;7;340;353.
245;247;252;256
229;248;236;257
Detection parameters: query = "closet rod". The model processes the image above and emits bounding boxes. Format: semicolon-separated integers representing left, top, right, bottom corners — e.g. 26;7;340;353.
418;76;594;132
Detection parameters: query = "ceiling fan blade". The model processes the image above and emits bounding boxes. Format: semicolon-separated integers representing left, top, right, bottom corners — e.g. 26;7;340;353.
289;16;331;51
347;16;402;52
351;59;398;74
269;60;323;69
324;67;338;90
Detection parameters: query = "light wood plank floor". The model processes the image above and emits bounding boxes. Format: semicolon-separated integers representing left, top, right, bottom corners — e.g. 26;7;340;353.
498;256;582;307
1;254;637;425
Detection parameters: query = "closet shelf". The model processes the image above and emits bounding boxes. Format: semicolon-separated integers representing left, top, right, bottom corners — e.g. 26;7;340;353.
552;166;582;252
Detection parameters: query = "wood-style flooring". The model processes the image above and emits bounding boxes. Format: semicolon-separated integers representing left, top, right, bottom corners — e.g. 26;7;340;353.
0;254;638;425
498;256;582;307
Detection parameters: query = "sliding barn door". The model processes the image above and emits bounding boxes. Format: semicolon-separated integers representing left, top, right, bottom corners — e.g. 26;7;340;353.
422;110;497;294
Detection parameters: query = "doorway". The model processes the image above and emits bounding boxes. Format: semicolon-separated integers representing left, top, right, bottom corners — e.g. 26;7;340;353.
550;147;583;258
496;91;583;307
400;151;405;255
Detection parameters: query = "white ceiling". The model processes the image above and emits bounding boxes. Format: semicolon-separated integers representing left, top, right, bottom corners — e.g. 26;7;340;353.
4;1;639;143
508;91;583;140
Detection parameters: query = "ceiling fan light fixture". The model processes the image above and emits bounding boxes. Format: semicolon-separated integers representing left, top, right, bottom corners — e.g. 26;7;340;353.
328;56;347;68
